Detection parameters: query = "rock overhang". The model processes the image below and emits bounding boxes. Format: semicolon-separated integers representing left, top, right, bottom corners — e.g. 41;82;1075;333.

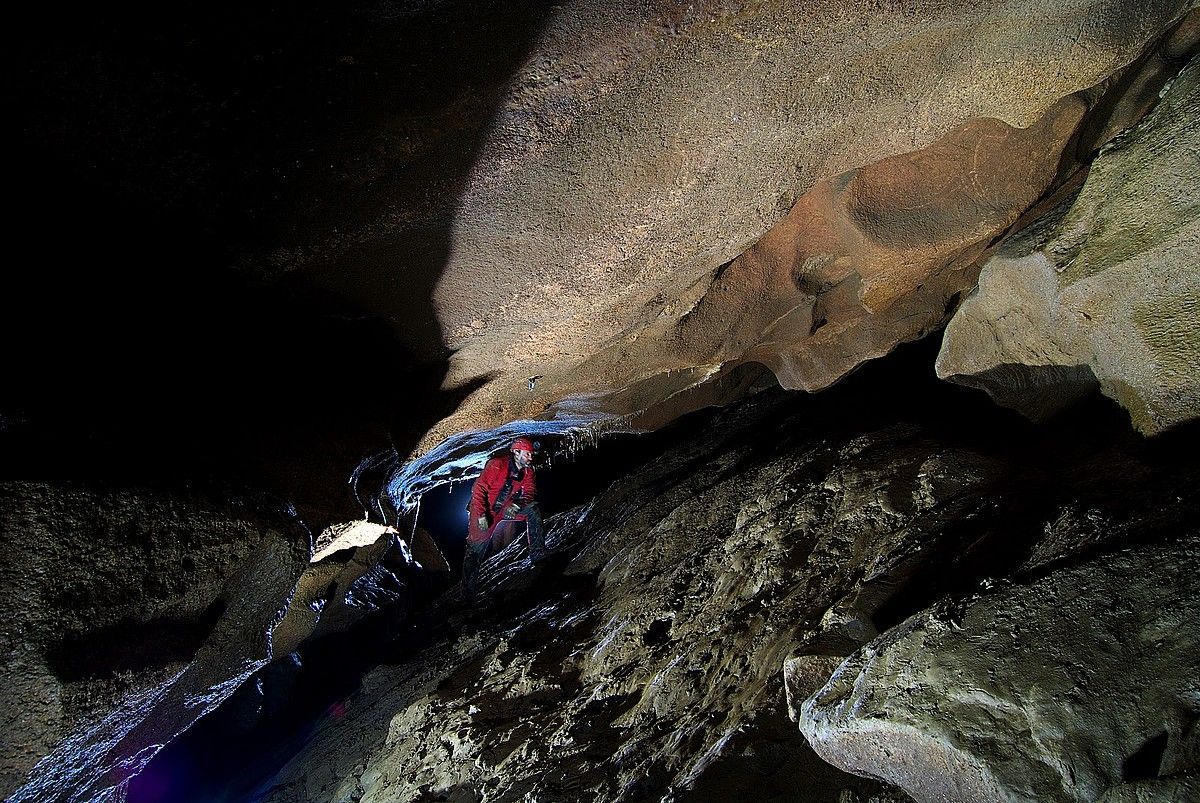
9;0;1200;528
8;3;1200;798
387;0;1200;460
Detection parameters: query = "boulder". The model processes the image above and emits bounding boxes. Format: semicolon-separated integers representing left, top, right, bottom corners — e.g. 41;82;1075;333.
273;523;450;656
800;536;1200;802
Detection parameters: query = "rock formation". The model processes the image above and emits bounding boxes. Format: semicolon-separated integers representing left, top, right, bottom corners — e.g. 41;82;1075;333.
0;483;309;802
801;537;1200;802
937;53;1200;434
416;0;1200;452
273;523;449;657
238;362;1199;803
4;0;1200;800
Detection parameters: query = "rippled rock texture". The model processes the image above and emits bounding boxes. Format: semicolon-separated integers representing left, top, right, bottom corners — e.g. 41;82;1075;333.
250;364;1199;803
416;0;1200;448
18;0;1194;469
937;52;1200;434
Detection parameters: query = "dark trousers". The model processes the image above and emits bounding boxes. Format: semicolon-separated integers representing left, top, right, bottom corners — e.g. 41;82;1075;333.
462;538;491;597
516;502;546;560
461;503;545;596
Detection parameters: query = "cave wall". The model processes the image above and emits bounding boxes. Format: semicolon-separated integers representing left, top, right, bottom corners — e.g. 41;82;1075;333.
937;53;1200;434
5;0;1200;799
0;483;309;801
253;359;1200;802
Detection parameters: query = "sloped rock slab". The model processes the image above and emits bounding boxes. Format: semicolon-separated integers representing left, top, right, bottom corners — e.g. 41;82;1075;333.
0;482;310;802
1097;770;1200;802
800;535;1200;803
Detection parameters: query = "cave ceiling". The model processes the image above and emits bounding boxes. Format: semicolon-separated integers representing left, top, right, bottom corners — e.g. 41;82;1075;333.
8;0;1199;519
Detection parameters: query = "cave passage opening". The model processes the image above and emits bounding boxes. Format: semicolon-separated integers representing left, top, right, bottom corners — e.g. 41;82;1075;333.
126;412;716;803
413;428;682;568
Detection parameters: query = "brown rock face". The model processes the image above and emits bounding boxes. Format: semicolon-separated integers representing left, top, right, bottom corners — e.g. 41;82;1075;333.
585;99;1087;394
409;0;1197;452
11;0;1198;503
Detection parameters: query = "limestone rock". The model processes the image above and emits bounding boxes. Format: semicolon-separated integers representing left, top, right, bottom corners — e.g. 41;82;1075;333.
260;395;1008;802
15;0;1200;493
0;482;309;802
785;656;845;723
937;55;1200;435
389;0;1198;454
247;370;1199;803
274;523;449;656
799;536;1200;803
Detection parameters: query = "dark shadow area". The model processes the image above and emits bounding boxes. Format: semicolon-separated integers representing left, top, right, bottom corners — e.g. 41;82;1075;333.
677;704;894;803
128;538;451;803
794;336;1200;638
788;338;1200;644
4;0;558;530
1123;731;1169;782
416;480;475;566
47;599;227;684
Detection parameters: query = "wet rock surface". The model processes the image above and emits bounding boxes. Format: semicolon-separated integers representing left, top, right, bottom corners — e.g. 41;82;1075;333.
0;482;310;802
213;346;1199;803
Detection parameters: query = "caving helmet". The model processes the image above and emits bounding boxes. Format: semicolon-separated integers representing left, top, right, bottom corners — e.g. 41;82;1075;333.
511;437;535;454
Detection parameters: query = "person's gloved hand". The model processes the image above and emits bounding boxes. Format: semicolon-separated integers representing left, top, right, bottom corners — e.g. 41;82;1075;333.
506;503;521;518
477;516;488;530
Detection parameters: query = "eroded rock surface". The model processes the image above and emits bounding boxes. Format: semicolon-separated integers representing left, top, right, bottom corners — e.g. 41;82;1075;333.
379;0;1200;453
937;54;1200;434
250;359;1200;803
274;523;449;657
0;483;309;802
800;535;1200;803
9;3;1200;800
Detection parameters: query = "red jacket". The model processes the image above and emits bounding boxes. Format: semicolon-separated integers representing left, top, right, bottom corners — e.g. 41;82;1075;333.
467;454;536;543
